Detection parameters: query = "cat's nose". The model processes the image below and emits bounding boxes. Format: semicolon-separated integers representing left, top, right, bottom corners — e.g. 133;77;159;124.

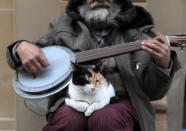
91;88;96;91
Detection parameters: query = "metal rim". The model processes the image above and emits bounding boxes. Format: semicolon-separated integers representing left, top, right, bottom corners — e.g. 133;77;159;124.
16;46;75;93
13;73;72;99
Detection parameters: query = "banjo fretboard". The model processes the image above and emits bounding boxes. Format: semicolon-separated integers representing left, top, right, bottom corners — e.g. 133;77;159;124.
75;34;186;64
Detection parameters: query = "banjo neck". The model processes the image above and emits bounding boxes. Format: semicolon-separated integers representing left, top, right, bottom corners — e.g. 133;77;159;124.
75;34;186;64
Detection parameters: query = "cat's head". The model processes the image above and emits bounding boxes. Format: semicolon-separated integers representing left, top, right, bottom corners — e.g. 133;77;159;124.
71;62;106;93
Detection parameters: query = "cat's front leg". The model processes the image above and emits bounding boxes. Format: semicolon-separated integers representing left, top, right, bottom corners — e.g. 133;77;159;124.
85;100;109;117
65;98;89;113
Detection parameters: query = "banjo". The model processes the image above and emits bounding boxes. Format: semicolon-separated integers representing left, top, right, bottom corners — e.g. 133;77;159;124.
12;34;186;114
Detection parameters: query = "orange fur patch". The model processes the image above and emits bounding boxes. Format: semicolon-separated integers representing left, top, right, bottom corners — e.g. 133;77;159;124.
87;69;107;90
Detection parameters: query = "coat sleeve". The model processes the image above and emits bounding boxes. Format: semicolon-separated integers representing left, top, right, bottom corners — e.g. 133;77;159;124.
137;32;181;101
142;50;181;100
6;16;59;70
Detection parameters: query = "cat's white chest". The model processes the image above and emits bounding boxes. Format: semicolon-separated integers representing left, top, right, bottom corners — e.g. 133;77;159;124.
66;82;115;116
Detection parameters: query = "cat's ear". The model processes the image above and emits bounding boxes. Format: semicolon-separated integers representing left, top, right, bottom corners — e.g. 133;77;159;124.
93;62;103;72
96;61;103;69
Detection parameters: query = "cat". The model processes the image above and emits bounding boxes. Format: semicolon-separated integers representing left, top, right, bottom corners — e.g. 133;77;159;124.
65;62;115;117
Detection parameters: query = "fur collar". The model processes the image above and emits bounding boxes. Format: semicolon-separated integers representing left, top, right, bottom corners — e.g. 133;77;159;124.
65;0;154;29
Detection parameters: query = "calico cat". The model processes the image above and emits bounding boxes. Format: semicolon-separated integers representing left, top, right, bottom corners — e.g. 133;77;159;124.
65;62;115;117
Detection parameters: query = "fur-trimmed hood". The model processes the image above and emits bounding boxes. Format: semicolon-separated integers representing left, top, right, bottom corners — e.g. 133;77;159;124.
65;0;154;29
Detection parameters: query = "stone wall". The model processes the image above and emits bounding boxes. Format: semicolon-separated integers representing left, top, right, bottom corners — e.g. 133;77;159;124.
0;0;15;130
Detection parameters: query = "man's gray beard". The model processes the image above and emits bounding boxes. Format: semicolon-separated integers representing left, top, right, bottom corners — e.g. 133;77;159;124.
79;1;121;30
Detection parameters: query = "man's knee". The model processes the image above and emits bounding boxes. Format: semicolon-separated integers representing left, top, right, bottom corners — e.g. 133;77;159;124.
88;106;117;131
88;103;137;131
43;104;87;131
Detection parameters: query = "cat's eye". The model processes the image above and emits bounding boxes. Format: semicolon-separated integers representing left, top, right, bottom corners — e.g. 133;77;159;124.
96;80;99;82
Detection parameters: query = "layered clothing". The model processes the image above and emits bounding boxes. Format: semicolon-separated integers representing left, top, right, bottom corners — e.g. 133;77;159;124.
6;0;181;131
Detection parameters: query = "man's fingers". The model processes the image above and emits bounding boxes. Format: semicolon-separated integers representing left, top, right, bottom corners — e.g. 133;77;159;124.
141;40;165;60
16;42;50;73
23;59;42;73
141;45;162;59
142;40;164;54
141;33;171;68
155;34;170;46
24;62;38;73
31;59;43;71
29;65;38;73
156;32;161;36
155;36;170;54
23;63;31;73
22;54;49;73
38;52;50;67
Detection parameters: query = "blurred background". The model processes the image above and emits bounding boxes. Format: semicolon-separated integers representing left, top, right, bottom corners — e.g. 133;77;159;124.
0;0;185;131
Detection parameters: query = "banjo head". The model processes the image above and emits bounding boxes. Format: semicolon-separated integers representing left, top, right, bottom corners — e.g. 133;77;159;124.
17;46;75;93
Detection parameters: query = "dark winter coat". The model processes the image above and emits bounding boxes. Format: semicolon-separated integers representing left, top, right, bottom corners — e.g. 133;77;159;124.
6;0;181;131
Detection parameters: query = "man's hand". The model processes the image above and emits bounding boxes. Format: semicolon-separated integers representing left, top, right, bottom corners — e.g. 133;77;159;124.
141;33;171;68
16;41;50;73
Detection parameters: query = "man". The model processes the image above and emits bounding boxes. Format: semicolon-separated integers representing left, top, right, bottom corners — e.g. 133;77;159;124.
6;0;181;131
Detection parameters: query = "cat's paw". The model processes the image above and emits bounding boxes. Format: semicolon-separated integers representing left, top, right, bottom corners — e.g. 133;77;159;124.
65;98;89;113
65;98;71;106
85;111;91;117
85;110;93;117
78;102;89;112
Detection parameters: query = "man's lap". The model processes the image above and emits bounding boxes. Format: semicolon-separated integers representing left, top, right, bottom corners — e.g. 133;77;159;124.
43;99;138;131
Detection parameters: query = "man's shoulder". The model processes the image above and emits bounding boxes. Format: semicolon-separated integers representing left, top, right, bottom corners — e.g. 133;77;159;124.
49;13;75;32
50;13;72;25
